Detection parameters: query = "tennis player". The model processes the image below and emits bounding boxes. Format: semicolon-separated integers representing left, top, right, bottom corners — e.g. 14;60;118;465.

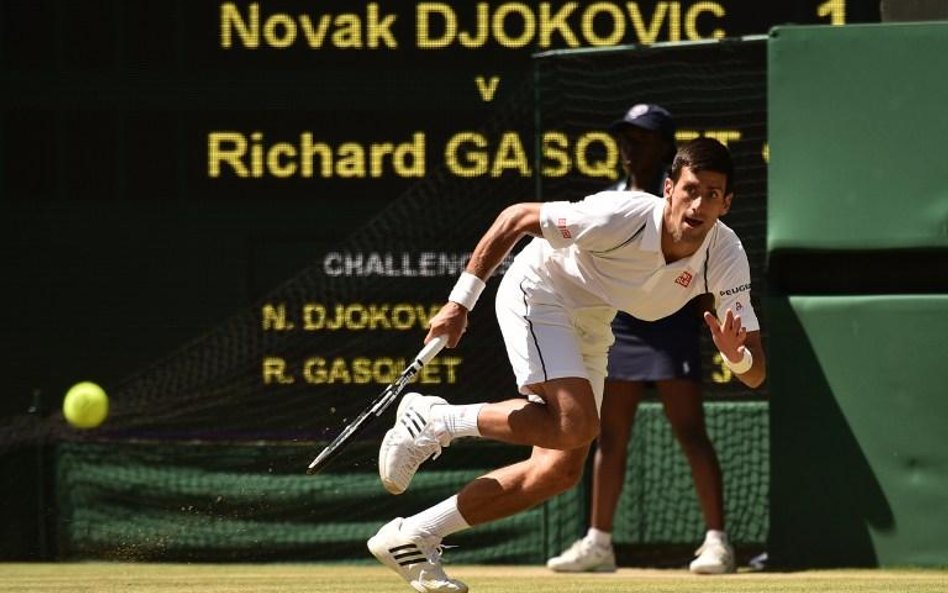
547;104;737;575
367;138;766;593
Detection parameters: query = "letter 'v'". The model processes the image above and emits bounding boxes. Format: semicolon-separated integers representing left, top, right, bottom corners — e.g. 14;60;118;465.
475;76;500;102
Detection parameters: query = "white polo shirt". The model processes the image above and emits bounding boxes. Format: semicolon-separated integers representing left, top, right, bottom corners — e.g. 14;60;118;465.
510;190;759;330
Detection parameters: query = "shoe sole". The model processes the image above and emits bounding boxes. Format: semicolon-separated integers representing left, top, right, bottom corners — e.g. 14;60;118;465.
548;564;617;573
689;564;736;575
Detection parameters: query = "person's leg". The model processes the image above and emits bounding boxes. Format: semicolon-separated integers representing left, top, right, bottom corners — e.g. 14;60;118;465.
379;375;601;516
370;443;592;592
546;379;644;573
370;377;599;592
456;443;591;525
452;375;602;524
590;379;646;532
658;379;723;531
395;441;593;539
474;376;600;450
381;375;601;495
659;379;734;573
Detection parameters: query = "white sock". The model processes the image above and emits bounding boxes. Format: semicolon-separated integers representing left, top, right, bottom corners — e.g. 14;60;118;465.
434;403;483;439
401;495;471;539
705;529;728;545
586;527;612;547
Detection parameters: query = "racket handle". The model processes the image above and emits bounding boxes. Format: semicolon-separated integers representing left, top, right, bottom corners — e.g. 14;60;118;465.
416;335;448;365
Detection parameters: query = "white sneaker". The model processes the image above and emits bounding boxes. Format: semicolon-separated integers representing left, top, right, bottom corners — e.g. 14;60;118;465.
546;538;617;572
379;392;451;495
689;539;736;574
368;518;468;593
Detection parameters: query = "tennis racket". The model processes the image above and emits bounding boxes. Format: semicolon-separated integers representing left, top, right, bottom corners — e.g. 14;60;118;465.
305;335;448;475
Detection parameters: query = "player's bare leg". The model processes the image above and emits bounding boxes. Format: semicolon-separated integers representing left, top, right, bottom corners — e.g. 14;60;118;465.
371;376;599;591
379;376;599;495
475;376;600;450
420;375;601;525
457;444;591;525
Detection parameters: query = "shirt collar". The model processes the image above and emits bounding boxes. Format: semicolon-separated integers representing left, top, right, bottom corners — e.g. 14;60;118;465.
641;199;719;263
640;196;665;252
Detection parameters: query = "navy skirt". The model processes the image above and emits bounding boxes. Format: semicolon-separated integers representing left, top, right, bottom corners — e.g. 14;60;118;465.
606;303;703;382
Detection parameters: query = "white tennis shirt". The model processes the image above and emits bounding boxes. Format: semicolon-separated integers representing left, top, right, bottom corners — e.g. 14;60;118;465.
510;190;759;331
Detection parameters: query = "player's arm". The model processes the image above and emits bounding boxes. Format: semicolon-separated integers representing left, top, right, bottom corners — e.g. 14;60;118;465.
703;309;767;388
466;202;543;277
426;203;542;347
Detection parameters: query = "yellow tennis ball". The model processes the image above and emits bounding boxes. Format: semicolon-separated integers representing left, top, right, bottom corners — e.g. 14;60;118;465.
63;381;109;429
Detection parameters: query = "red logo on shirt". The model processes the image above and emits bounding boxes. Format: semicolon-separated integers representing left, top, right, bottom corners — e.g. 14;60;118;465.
675;271;693;287
557;218;571;239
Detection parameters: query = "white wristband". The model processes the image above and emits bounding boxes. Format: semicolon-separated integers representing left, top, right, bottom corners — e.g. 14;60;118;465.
722;346;753;375
448;272;486;311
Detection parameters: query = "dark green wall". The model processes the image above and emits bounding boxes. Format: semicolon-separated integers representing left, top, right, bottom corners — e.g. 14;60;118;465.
768;24;948;253
768;296;948;567
767;23;948;567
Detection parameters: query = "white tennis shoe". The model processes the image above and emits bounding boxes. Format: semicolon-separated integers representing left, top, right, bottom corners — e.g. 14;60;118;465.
689;539;736;574
368;518;468;593
379;392;451;495
546;538;617;572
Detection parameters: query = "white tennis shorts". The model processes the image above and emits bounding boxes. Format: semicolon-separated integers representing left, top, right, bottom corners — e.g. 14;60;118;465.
494;268;616;411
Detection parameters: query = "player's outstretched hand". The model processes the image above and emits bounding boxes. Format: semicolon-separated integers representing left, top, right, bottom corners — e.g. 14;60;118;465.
703;309;747;364
426;301;469;348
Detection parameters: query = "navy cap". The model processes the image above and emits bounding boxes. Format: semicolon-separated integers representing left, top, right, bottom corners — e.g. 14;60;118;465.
609;103;676;144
